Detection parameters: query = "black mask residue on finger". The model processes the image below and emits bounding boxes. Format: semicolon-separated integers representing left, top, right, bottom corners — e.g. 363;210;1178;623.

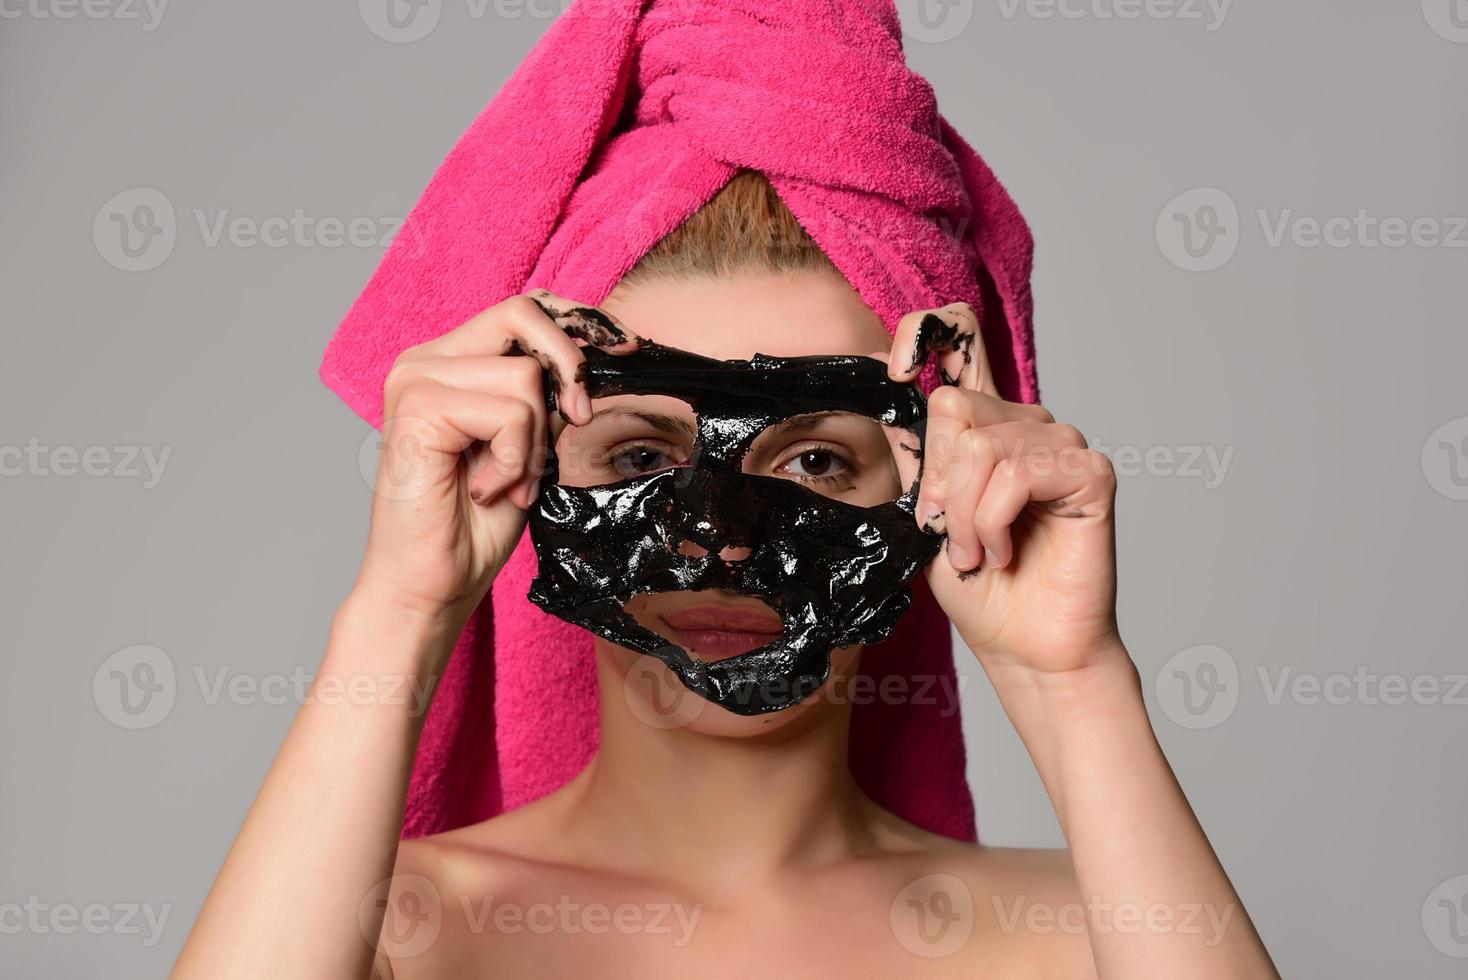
525;341;944;716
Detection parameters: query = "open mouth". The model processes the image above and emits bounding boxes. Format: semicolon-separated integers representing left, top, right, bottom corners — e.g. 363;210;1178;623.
631;591;784;663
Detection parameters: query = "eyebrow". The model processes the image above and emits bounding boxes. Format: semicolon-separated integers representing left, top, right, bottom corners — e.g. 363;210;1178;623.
761;411;852;436
589;405;696;439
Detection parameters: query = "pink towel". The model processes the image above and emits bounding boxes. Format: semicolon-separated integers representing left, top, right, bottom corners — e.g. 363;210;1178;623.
321;0;1038;843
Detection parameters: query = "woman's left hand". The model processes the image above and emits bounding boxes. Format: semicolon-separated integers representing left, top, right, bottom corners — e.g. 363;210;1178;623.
886;303;1124;678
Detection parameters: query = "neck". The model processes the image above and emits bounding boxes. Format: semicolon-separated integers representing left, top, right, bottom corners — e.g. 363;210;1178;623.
560;644;872;891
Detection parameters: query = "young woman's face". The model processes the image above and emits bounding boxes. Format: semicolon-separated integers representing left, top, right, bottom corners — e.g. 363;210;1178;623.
575;268;905;734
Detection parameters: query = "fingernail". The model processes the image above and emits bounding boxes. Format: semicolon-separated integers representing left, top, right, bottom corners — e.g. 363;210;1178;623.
917;500;938;528
948;541;973;569
576;388;593;423
527;476;541;506
983;547;1001;569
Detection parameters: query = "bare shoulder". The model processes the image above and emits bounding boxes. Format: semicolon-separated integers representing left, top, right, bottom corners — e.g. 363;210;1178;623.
391;793;581;895
863;812;1098;977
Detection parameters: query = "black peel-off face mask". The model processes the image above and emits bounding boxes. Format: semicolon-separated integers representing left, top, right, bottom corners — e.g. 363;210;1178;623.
525;341;943;716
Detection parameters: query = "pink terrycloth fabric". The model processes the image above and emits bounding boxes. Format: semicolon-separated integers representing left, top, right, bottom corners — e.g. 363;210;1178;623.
321;0;1038;843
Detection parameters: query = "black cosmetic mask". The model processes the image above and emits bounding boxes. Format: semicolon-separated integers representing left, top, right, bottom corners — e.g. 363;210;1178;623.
525;341;943;716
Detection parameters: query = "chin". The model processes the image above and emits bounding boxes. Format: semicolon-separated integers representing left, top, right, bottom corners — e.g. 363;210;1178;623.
598;638;863;738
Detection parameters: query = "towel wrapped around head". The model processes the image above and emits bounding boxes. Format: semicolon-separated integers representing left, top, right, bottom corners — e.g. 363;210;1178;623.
320;0;1038;842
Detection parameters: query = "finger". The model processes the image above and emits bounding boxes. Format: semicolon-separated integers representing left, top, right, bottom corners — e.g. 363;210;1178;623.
915;409;966;531
920;418;1083;538
409;293;637;426
391;379;538;508
941;429;999;572
387;354;544;407
526;289;641;354
387;356;548;506
973;447;1117;568
888;302;993;393
926;385;1055;430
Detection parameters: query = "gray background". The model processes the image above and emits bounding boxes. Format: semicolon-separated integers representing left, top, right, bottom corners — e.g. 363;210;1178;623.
2;1;1465;976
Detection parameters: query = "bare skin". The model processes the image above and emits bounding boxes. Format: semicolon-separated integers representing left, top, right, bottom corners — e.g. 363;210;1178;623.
172;269;1278;979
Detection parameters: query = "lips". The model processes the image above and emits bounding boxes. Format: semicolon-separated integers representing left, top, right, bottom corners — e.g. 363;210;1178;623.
658;602;783;662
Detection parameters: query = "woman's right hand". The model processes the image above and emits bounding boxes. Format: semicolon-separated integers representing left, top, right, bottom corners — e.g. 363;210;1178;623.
351;289;640;641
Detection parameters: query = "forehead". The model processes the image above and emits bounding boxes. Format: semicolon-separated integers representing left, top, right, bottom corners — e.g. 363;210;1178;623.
601;268;892;360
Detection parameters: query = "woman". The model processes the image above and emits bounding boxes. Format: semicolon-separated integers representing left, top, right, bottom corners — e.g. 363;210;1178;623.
173;3;1278;977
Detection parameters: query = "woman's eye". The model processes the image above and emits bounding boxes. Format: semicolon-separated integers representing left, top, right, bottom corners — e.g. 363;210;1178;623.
610;446;679;478
781;449;848;480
